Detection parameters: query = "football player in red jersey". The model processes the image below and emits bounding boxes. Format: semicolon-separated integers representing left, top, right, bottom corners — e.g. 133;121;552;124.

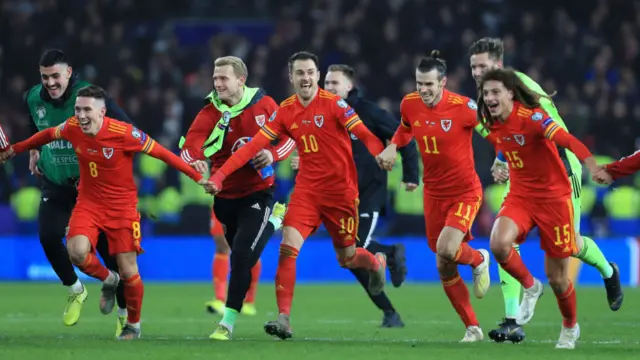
377;51;495;342
180;56;292;340
0;85;212;340
477;68;605;349
209;51;388;340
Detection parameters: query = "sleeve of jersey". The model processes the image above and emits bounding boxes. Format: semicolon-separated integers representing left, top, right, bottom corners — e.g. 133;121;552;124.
144;137;203;182
0;124;10;150
391;117;414;148
12;126;60;154
606;150;640;180
542;118;592;161
180;108;214;163
270;136;296;161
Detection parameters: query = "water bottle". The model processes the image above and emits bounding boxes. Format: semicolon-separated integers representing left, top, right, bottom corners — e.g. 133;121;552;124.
247;137;275;179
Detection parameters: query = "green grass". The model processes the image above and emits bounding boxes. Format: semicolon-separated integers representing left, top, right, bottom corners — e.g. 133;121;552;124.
0;282;637;359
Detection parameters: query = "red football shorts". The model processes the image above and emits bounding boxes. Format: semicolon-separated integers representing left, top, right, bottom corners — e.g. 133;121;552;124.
67;201;143;256
284;189;359;248
497;195;577;258
210;210;225;237
423;191;482;253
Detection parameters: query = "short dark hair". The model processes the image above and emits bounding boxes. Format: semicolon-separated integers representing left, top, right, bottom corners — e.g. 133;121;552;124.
288;51;319;72
76;85;107;100
39;49;69;67
416;50;447;80
468;37;504;61
327;64;355;81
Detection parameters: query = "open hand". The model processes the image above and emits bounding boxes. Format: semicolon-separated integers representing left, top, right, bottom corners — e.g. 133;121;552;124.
29;149;42;175
190;160;209;175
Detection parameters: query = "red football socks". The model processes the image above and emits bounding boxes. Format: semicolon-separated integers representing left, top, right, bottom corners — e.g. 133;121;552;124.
441;273;479;327
245;259;262;304
556;281;577;328
78;253;109;281
123;273;144;324
212;253;229;301
454;244;484;268
275;244;298;316
498;247;535;289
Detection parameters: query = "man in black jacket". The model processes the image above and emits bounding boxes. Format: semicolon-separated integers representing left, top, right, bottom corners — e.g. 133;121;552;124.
292;64;420;327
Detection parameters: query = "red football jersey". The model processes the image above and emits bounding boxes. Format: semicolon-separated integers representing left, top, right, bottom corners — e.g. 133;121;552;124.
260;89;374;198
181;96;295;199
398;89;482;199
489;102;572;200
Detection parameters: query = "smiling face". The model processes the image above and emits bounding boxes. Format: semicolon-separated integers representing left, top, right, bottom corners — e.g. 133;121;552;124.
290;59;320;101
324;70;352;99
482;79;514;119
470;52;502;86
416;68;446;106
213;64;245;103
74;96;106;135
40;64;72;99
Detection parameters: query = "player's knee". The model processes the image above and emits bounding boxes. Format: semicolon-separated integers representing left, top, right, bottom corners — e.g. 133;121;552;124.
435;240;458;261
116;252;138;279
282;226;304;249
546;271;569;294
66;236;90;265
436;257;456;277
489;233;512;260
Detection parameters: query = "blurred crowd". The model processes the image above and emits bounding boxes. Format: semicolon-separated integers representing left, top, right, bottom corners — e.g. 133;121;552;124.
0;0;639;234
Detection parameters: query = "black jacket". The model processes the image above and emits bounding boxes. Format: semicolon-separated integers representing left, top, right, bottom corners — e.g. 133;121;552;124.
346;87;419;212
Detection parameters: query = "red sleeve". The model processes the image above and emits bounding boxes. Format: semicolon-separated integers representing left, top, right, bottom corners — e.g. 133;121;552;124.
260;98;296;161
13;126;60;154
211;133;272;187
147;142;204;182
539;117;592;161
459;98;479;128
0;124;10;150
606;150;640;180
334;98;384;155
181;105;216;163
391;120;414;148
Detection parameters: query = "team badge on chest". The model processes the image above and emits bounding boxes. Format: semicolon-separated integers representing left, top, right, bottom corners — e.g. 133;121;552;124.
441;119;452;132
103;148;114;159
514;135;525;146
255;115;266;127
314;115;324;128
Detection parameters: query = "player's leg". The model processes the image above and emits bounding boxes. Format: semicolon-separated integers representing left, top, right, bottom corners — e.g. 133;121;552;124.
37;195;85;325
106;212;145;340
566;167;622;310
211;193;282;340
435;195;490;299
490;199;543;326
360;210;407;288
436;255;483;342
206;209;230;314
264;191;318;340
492;180;524;332
536;198;580;349
323;199;386;295
95;234;127;336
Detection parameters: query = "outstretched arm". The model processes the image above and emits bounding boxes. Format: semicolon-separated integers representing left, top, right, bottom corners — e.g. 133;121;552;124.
210;132;272;188
13;127;59;154
146;141;203;182
606;150;640;180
